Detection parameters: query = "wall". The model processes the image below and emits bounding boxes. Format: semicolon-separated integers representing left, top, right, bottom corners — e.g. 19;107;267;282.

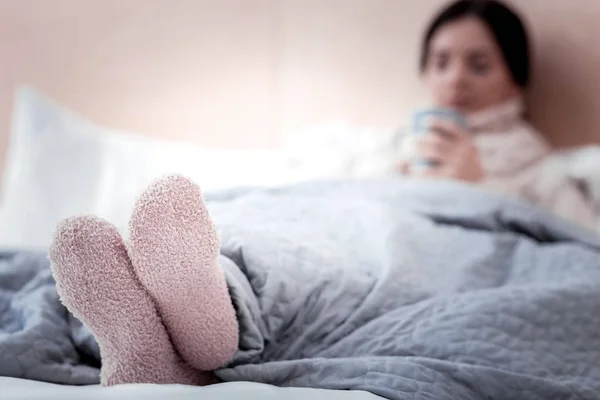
1;0;599;172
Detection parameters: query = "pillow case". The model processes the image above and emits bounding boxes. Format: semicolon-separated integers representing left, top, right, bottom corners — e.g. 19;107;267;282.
0;86;285;250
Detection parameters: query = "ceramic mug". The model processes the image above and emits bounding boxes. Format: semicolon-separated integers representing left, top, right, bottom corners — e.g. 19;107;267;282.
411;108;468;168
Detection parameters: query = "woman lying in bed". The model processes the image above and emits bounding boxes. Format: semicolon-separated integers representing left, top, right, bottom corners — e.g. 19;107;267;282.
47;0;599;395
398;0;595;229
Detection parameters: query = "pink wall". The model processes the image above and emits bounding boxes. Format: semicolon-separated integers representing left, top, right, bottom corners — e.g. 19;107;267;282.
1;0;600;172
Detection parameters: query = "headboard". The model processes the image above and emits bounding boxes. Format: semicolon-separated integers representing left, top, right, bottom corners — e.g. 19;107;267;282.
1;0;599;172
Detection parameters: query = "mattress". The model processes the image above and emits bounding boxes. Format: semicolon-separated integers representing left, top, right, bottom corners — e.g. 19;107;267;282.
2;378;383;400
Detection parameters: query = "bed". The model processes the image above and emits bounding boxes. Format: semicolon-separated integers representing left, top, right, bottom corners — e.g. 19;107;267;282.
0;87;390;399
3;88;600;399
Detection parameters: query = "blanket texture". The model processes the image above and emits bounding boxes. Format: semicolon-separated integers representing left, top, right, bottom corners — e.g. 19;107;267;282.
2;178;600;399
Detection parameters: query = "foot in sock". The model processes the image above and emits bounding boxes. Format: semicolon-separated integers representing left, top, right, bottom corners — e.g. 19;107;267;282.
128;175;239;371
49;216;216;386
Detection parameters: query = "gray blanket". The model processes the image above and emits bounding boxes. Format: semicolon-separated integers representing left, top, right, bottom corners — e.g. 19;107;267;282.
2;178;600;399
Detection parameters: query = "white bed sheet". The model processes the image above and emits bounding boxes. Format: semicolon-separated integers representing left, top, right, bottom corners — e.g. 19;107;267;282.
2;377;383;400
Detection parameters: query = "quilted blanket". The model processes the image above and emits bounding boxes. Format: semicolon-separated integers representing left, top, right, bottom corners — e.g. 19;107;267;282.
2;178;600;400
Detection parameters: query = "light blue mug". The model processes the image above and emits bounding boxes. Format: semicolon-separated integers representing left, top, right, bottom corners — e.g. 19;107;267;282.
411;108;468;169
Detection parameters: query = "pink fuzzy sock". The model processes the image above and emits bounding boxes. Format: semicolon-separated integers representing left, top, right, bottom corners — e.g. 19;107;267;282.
128;175;239;371
49;216;216;386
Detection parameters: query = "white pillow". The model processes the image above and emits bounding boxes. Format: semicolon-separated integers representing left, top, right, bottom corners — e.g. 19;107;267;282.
0;86;287;250
283;120;403;181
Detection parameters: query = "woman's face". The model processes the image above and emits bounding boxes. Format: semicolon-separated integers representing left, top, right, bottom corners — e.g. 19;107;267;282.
422;16;522;115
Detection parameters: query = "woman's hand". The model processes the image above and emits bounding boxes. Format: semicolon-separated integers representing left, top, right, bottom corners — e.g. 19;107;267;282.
399;119;485;182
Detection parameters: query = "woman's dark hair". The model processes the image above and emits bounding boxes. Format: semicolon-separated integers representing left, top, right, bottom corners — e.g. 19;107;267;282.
420;0;530;88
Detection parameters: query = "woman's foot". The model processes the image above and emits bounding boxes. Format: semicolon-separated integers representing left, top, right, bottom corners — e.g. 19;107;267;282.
128;175;239;371
49;216;215;386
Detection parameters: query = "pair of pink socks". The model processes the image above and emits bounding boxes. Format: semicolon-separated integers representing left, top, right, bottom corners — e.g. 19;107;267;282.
49;175;239;386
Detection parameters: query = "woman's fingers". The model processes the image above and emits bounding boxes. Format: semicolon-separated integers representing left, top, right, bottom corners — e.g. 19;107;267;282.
396;159;410;174
411;164;452;179
427;119;469;142
414;134;452;163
